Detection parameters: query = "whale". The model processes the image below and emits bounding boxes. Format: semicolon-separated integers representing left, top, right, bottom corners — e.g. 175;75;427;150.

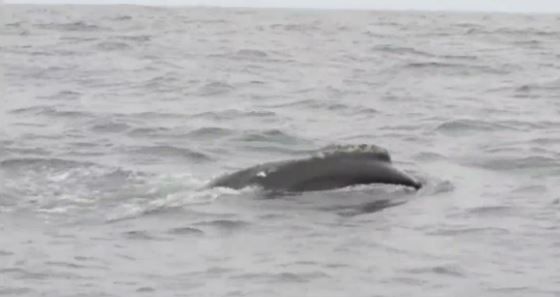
209;144;421;192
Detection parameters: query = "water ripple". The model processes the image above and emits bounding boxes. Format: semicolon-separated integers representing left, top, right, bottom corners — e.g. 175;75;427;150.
474;156;560;171
95;41;132;51
436;119;517;135
194;219;251;231
0;157;95;171
186;127;234;139
191;109;278;121
10;106;95;119
235;49;268;59
128;145;212;162
34;21;104;32
167;227;205;236
236;129;305;145
230;271;329;283
197;81;235;96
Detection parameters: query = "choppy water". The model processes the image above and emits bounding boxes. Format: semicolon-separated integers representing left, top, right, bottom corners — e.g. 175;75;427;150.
1;5;560;296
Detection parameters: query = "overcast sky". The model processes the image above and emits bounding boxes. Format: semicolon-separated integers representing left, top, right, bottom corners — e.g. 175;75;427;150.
5;0;560;13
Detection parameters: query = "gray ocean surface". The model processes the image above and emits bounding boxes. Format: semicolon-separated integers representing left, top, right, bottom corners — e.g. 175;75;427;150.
1;5;560;296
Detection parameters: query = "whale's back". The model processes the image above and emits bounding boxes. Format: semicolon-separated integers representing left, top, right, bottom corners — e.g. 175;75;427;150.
315;144;391;163
208;144;420;192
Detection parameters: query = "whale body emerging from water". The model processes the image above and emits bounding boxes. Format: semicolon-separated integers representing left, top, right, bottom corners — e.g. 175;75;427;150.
209;144;422;192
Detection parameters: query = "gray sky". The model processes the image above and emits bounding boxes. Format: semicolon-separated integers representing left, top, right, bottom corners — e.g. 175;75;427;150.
5;0;560;13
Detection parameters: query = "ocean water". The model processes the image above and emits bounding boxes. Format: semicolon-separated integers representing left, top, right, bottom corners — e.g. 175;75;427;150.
1;5;560;296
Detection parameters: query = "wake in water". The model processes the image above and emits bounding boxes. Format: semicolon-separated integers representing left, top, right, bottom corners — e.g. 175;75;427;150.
0;143;441;223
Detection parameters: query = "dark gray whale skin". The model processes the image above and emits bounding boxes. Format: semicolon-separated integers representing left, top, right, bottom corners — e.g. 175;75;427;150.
209;145;422;192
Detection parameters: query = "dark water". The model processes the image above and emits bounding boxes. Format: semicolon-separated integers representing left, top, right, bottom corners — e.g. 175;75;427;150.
1;5;560;296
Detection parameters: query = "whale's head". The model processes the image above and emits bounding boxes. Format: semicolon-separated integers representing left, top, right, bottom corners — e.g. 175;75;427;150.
364;161;422;190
